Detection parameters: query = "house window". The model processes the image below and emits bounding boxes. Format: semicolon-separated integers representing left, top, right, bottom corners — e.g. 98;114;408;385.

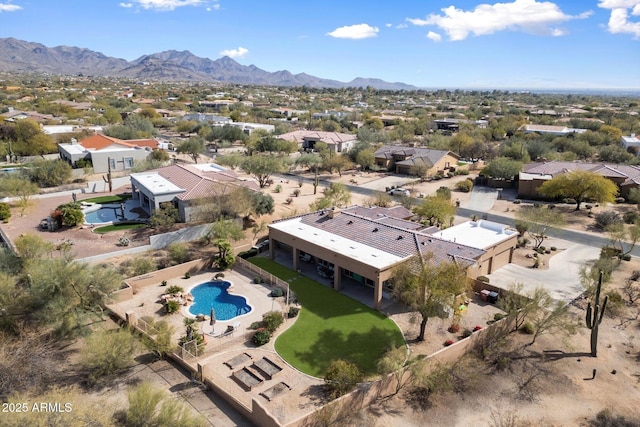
124;157;134;169
109;158;116;170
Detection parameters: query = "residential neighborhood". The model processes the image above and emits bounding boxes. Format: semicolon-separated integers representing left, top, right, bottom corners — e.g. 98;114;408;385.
1;74;639;427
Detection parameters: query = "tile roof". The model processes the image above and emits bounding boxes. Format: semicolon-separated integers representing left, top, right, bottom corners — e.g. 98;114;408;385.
274;208;485;267
522;161;640;186
374;145;456;165
155;164;259;201
80;134;160;150
276;130;357;145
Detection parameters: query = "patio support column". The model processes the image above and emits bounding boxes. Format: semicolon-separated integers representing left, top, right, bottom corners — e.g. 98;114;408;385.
333;266;342;291
269;240;275;260
374;281;383;310
292;248;299;271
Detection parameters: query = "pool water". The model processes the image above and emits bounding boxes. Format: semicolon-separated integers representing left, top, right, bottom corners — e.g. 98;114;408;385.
189;281;252;321
83;200;142;224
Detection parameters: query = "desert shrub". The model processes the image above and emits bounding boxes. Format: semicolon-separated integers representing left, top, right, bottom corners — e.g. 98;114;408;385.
513;199;522;204
269;288;284;297
125;382;206;427
249;321;262;330
455;179;473;193
623;211;640;224
184;272;191;279
238;248;258;259
82;328;138;383
630;270;640;281
274;184;282;193
130;256;156;276
521;322;535;334
293;189;301;197
164;300;180;314
254;276;264;284
262;311;284;333
595;211;622;229
591;409;640;427
605;291;625;318
166;285;184;294
214;273;224;279
477;276;490;283
448;324;461;333
0;202;11;221
550;246;557;251
167;242;189;264
324;359;362;398
252;329;271;346
444;339;455;346
436;186;451;199
461;329;473;338
494;313;505;321
622;254;632;261
288;306;300;318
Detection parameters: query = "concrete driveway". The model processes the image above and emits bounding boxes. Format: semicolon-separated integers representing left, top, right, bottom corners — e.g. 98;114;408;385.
486;243;601;303
464;186;499;211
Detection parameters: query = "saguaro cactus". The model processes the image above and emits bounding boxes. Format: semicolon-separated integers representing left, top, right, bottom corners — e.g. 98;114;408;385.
586;271;608;357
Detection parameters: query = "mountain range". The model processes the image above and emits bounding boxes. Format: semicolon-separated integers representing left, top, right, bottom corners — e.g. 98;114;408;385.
0;38;416;90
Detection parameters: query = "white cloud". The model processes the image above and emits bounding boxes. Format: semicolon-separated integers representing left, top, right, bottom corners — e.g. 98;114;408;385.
0;3;22;12
598;0;640;38
385;23;392;28
131;0;206;11
219;47;248;58
326;23;379;39
119;3;133;8
396;23;408;29
206;3;220;11
427;31;442;42
407;0;592;40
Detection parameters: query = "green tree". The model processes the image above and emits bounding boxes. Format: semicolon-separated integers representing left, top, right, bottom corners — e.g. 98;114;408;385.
296;153;323;194
324;359;363;398
355;148;375;170
526;291;578;346
413;195;456;227
215;153;244;170
251;191;275;216
241;155;286;188
377;345;412;397
20;159;72;188
149;202;180;229
514;205;565;249
537;170;618;210
0;176;39;216
57;202;84;227
214;239;235;270
391;254;469;341
177;136;206;163
14;233;53;263
481;157;522;180
208;219;245;243
311;183;351;210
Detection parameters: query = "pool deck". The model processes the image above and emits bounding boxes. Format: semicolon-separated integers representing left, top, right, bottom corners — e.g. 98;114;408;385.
108;268;283;344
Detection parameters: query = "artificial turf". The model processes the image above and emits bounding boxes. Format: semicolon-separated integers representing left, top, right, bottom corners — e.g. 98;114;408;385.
93;223;147;234
249;257;405;378
80;194;131;204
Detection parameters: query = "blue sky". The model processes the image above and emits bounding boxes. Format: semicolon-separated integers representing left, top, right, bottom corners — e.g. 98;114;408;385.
0;0;638;89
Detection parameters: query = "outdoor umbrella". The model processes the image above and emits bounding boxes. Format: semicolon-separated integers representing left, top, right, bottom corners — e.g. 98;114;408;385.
210;307;216;333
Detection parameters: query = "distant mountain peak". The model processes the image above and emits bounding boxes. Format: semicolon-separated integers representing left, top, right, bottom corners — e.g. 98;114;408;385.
0;37;417;90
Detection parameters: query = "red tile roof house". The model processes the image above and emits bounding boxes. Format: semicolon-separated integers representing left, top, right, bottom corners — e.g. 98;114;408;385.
130;163;260;223
519;161;640;199
58;134;161;173
268;206;517;310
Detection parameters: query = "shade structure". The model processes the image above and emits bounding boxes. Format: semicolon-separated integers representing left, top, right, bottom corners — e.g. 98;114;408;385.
210;307;216;326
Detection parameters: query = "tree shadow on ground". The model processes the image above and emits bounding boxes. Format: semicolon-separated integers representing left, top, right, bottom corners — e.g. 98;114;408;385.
293;327;402;376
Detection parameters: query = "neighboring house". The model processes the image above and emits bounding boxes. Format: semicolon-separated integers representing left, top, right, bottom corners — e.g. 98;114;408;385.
58;134;161;173
312;110;349;120
0;108;57;123
433;118;488;131
519;161;640;198
621;134;640;152
277;130;357;153
182;113;233;125
374;145;460;176
519;124;587;135
130;163;260;223
268;205;517;310
228;122;275;135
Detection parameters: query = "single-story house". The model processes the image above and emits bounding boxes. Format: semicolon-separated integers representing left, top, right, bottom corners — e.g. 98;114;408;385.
374;145;460;176
58;134;161;173
277;130;357;153
518;161;640;198
268;205;517;309
433;118;488;131
130;163;260;223
519;124;587;136
621;134;640;152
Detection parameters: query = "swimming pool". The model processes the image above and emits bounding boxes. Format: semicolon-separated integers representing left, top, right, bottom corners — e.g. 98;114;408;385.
83;200;143;225
188;281;252;321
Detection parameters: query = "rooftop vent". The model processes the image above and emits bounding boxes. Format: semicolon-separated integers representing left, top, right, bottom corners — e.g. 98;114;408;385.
373;227;379;232
347;220;353;225
397;235;403;240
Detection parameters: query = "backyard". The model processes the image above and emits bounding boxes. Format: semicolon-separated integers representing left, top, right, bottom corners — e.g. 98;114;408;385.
249;257;405;378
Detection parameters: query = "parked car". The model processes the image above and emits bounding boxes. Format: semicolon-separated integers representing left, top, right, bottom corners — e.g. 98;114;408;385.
251;239;270;252
388;188;410;197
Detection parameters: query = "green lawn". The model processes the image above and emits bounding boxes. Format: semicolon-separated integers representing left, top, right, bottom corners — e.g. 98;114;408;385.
249;257;405;378
80;194;131;204
93;223;147;234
